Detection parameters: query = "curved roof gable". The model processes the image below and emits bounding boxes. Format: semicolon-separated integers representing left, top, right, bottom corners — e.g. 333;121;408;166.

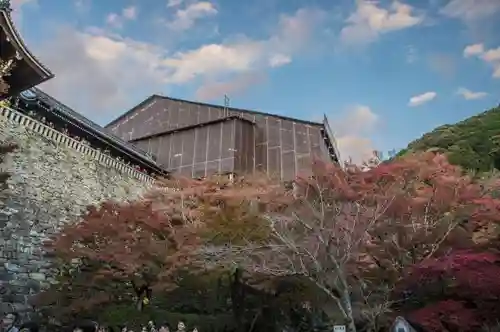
0;0;53;94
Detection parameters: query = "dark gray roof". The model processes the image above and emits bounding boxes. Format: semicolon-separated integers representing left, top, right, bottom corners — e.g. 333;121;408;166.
31;88;160;166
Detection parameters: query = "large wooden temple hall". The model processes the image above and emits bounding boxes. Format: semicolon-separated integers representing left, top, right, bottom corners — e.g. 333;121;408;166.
106;97;340;181
0;0;340;181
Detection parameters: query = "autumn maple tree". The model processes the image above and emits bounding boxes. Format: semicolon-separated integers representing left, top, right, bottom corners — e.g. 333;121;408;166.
39;200;199;317
162;152;500;331
395;250;500;331
40;151;500;330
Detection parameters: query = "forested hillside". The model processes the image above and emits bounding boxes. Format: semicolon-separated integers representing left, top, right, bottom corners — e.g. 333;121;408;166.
398;105;500;172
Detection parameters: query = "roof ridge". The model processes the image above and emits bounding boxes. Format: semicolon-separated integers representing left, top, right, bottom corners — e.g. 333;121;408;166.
105;94;323;129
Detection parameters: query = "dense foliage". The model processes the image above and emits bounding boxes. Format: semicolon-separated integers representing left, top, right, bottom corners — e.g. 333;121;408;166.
395;250;500;331
38;200;199;315
398;105;500;172
39;152;500;331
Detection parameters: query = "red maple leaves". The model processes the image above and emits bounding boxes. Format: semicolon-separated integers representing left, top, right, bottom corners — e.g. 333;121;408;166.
48;200;198;285
398;251;500;331
38;152;500;330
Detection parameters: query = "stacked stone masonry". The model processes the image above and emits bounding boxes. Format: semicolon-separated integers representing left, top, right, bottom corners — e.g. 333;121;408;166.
0;106;155;184
0;116;152;319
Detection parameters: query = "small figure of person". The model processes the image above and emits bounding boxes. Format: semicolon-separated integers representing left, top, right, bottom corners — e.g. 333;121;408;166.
176;322;185;332
147;321;156;332
72;320;98;332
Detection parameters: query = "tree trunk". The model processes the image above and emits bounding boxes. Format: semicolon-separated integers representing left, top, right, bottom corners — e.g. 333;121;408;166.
342;289;357;332
230;269;245;332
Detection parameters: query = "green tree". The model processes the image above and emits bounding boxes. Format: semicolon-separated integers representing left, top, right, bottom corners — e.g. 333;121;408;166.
399;106;500;172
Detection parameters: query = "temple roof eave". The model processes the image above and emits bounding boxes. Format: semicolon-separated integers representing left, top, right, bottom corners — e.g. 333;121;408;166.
0;6;54;81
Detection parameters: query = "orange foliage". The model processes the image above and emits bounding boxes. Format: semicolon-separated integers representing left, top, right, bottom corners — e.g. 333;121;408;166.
49;201;198;280
147;174;281;245
39;200;200;314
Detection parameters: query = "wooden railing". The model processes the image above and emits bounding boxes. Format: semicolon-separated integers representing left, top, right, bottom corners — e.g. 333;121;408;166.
0;106;155;184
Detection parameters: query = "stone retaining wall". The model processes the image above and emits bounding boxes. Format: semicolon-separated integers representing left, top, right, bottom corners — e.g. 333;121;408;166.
0;117;152;318
0;106;155;184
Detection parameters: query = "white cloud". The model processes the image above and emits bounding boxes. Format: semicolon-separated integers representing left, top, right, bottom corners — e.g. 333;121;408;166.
456;87;488;100
106;13;121;27
167;1;217;31
268;54;292;67
328;105;380;165
35;8;325;123
163;8;324;81
463;43;500;78
463;43;484;57
481;47;500;78
275;8;326;50
122;6;137;20
340;0;423;45
175;8;325;98
440;0;500;22
106;6;137;28
9;0;38;23
339;105;379;135
195;72;266;101
483;47;500;62
163;42;264;83
10;0;36;10
337;136;377;165
408;91;437;106
167;0;184;8
36;28;171;124
494;66;500;78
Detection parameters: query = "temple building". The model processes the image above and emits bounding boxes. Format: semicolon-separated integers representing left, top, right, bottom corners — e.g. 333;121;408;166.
0;0;165;178
0;0;53;99
106;96;341;181
13;87;167;177
1;0;340;182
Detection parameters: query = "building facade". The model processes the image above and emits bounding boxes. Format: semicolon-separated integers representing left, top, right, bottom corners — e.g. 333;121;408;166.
106;96;340;181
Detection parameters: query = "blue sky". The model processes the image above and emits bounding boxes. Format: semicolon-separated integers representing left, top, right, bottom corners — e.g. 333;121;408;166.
10;0;500;163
